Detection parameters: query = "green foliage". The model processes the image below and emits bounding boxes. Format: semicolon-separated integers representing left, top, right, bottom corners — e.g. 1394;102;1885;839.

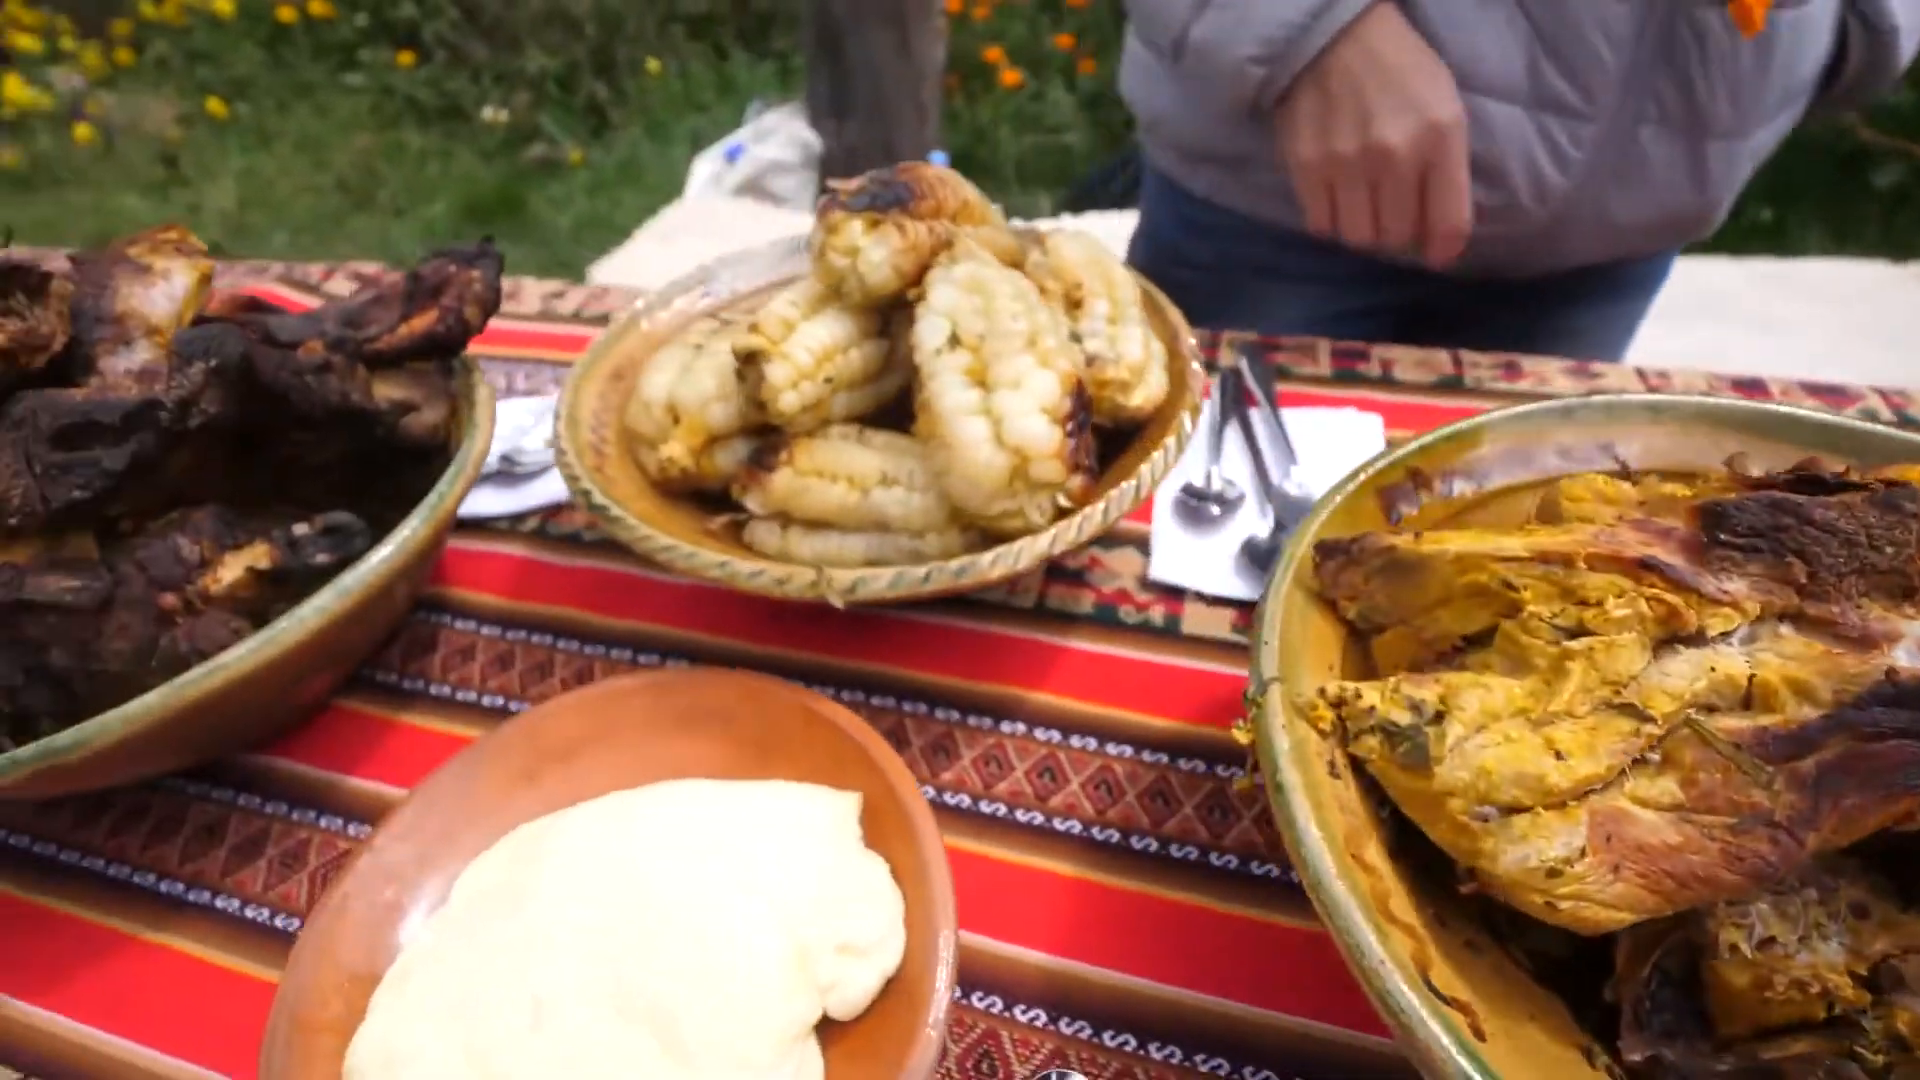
2;0;1918;275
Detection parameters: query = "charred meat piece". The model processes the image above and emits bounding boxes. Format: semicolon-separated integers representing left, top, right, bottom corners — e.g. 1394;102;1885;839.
1614;862;1920;1079
199;238;503;367
0;320;250;532
0;257;74;393
0;505;374;747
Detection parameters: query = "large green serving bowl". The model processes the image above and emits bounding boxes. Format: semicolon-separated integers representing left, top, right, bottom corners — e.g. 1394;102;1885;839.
0;359;495;799
1251;393;1920;1079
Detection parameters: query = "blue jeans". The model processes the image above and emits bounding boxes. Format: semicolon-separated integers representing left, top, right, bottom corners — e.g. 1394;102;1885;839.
1125;166;1674;362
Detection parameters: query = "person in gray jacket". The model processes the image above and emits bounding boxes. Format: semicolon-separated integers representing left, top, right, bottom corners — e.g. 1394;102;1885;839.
1119;0;1920;360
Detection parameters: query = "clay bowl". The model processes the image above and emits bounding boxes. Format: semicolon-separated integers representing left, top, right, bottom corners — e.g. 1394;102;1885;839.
0;360;494;799
1252;394;1920;1079
261;667;957;1080
556;234;1204;604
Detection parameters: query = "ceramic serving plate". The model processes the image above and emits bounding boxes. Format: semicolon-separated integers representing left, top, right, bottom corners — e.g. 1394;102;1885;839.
261;666;958;1080
555;235;1204;605
1252;394;1920;1079
0;359;494;799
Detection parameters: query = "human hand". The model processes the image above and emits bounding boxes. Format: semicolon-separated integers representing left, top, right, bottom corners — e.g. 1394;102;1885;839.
1273;2;1472;267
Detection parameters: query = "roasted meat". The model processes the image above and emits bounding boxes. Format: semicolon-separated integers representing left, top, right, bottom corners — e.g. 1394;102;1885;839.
0;505;374;749
0;256;73;392
0;229;503;750
1306;462;1920;935
1613;861;1920;1078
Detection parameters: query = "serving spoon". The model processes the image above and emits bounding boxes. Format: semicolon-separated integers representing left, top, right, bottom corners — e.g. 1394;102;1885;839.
1173;368;1246;524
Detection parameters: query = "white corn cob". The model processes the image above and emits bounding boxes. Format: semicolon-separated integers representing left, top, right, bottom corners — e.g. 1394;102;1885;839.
736;278;910;433
810;161;1025;307
631;432;763;494
622;314;763;492
1025;228;1171;426
741;517;984;568
910;240;1097;538
732;423;958;533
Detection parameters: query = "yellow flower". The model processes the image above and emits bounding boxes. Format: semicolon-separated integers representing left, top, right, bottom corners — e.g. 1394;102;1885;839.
1050;32;1076;51
997;66;1025;90
643;55;663;77
69;119;99;146
134;0;161;20
5;3;48;31
0;70;53;112
107;16;136;40
77;41;110;78
566;146;585;168
111;44;137;67
210;0;237;19
4;29;45;55
56;32;76;53
0;144;22;171
393;47;419;69
305;0;336;19
979;44;1007;66
273;3;299;24
203;94;230;121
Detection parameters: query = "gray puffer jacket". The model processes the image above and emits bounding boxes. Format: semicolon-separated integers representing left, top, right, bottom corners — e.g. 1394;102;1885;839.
1119;0;1920;277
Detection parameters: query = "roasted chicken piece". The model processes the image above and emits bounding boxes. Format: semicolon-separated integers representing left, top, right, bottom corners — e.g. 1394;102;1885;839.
910;239;1097;537
1307;462;1920;935
1614;861;1920;1079
622;312;766;494
1023;228;1169;426
810;161;1026;307
0;504;373;749
0;256;73;392
734;278;911;432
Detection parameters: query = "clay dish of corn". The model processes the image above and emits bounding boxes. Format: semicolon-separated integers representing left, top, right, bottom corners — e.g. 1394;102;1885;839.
556;162;1203;605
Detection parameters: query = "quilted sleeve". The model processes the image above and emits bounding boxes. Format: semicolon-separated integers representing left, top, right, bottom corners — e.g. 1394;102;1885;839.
1121;0;1379;115
1814;0;1920;112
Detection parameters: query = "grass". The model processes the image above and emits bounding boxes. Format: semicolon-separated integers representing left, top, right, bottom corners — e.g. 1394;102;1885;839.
4;0;1920;278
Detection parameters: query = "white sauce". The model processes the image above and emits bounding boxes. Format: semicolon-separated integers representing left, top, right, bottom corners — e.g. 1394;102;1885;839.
343;779;908;1080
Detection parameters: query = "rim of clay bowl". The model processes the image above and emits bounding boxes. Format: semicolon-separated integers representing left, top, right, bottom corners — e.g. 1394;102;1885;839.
1253;393;1920;1080
0;358;496;787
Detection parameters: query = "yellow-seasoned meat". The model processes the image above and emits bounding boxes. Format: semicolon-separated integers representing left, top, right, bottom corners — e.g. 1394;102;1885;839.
810;161;1025;307
732;423;957;533
740;517;984;567
622;314;763;492
735;278;909;432
1024;228;1169;426
910;240;1097;538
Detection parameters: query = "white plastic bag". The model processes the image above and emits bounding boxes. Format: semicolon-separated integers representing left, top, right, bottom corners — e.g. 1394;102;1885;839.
681;99;823;213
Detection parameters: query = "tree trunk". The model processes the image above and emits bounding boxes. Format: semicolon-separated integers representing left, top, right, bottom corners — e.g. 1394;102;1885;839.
804;0;946;186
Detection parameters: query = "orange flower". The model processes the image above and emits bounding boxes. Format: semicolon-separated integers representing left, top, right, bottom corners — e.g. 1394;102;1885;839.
980;43;1008;66
1064;0;1090;8
1051;32;1076;51
969;4;990;20
943;0;962;13
1729;0;1770;36
997;66;1026;90
1075;55;1098;76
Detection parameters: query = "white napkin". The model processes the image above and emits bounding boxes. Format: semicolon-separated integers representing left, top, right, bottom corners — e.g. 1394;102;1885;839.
457;394;573;521
1146;401;1388;602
